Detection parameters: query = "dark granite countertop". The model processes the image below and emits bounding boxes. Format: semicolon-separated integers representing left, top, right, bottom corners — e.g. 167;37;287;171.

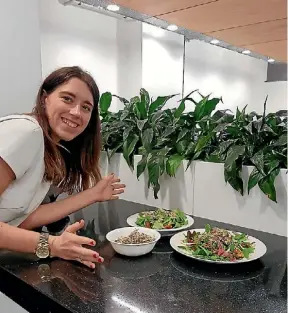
0;200;287;313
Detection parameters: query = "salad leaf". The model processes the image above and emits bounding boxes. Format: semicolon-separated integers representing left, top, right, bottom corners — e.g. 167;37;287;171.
152;221;164;229
205;224;211;233
242;247;255;259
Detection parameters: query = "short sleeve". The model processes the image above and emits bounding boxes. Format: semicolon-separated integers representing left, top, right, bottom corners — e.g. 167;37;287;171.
0;118;43;179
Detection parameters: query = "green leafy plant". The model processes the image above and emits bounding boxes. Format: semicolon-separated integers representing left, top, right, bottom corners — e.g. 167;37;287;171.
100;89;287;202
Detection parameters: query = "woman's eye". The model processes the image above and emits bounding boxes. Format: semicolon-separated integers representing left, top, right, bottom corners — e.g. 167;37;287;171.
63;96;73;103
82;105;92;112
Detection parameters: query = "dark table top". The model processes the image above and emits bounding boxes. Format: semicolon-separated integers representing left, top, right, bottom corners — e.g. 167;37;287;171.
0;200;287;313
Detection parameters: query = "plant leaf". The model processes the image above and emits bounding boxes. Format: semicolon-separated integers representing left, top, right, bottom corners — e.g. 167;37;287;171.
137;154;148;179
147;156;161;199
142;128;154;152
120;109;130;121
136;119;148;131
174;100;185;118
162;126;175;138
248;167;264;194
156;147;172;156
250;152;265;176
218;140;235;155
123;125;134;141
195;134;212;153
274;134;287;146
166;154;184;177
99;92;112;114
107;142;123;161
194;97;221;121
176;140;189;155
149;94;177;115
213;123;230;133
135;98;147;119
258;170;279;202
176;129;189;143
112;94;129;105
212;109;233;121
224;145;245;172
123;134;139;170
151;110;165;125
140;88;150;111
185;142;195;156
182;89;198;100
224;165;244;195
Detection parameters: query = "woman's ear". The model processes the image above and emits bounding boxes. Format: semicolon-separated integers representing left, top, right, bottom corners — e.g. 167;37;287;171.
41;90;48;107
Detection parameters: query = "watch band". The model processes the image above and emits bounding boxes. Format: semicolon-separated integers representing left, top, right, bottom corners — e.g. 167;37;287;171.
35;232;50;258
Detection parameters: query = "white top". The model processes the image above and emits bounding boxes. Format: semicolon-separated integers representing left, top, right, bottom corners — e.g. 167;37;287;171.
0;115;51;226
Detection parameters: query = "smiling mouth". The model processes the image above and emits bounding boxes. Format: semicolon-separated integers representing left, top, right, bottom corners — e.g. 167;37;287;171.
61;117;79;128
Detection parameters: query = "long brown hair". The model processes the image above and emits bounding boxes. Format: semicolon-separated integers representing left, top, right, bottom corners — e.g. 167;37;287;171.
32;66;102;194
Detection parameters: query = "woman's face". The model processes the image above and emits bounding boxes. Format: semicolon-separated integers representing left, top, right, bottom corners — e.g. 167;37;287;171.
44;78;94;141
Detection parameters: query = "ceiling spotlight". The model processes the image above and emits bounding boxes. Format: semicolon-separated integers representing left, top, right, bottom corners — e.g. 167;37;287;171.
167;24;178;31
107;4;120;11
210;39;219;44
268;58;275;63
242;50;251;54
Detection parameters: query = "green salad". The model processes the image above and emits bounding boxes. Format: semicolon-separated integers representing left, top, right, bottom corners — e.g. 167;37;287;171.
136;208;188;230
178;224;255;262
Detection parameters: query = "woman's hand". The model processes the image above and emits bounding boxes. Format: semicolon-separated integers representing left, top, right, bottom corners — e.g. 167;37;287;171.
49;220;103;268
88;174;126;202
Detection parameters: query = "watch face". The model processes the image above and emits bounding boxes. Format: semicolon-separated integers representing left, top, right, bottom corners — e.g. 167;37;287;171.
36;246;50;259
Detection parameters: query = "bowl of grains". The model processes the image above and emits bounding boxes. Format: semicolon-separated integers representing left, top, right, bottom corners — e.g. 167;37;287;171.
106;227;161;256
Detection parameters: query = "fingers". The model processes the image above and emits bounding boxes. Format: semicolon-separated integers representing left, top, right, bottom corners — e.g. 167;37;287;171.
112;188;124;195
74;246;104;265
66;220;85;233
112;183;125;190
77;258;96;269
71;233;96;247
74;248;104;269
104;173;116;182
103;174;121;184
111;177;120;184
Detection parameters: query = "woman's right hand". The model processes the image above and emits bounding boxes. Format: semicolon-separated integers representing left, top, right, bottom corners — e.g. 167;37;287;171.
48;220;103;269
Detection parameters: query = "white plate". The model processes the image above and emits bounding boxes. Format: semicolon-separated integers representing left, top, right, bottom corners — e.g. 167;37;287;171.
126;211;194;234
170;229;267;264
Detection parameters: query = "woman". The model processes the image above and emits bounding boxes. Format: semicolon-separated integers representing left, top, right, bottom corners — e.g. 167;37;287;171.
0;66;125;269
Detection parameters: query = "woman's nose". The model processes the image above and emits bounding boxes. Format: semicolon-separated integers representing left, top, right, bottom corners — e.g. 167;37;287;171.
70;104;81;116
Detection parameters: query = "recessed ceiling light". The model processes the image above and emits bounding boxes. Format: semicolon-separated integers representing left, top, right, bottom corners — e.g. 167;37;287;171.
167;24;178;31
107;4;120;11
242;50;251;54
268;58;275;63
210;39;219;44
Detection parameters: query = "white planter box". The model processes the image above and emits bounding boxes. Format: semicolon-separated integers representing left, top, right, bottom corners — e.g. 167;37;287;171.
193;161;287;237
100;153;287;236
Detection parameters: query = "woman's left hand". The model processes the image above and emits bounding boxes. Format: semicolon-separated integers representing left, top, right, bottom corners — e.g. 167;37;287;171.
88;174;126;202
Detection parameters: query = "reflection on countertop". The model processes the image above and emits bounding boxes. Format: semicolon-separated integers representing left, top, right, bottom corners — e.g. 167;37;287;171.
0;200;287;313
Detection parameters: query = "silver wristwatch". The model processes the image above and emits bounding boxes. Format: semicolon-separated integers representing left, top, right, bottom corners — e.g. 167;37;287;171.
35;232;50;259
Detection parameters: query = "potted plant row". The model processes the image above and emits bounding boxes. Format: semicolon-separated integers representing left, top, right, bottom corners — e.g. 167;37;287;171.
99;88;287;203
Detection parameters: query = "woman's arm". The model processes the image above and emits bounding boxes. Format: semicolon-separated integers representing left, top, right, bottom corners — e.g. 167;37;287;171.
0;221;41;253
0;157;42;253
19;189;97;230
19;174;125;230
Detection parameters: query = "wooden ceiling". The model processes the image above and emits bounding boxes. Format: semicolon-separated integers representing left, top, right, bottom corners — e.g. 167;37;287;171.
114;0;287;62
